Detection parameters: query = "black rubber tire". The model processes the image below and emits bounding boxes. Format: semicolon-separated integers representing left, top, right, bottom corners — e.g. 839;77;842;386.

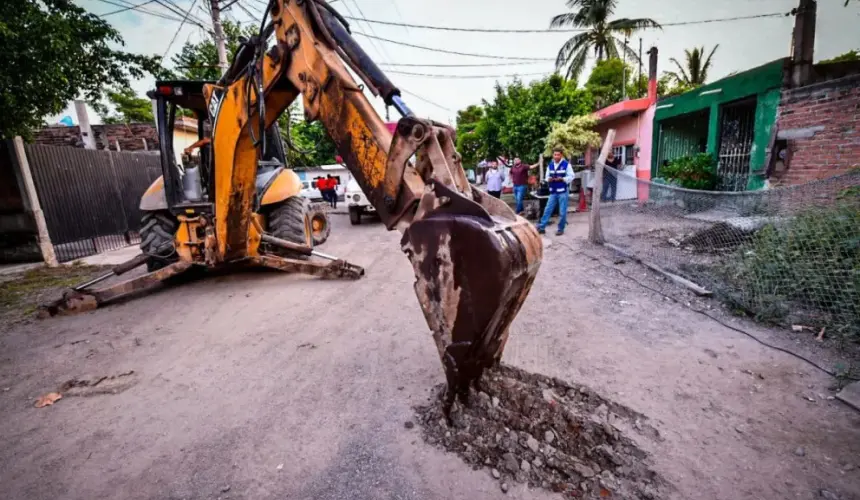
268;196;312;258
139;210;178;271
349;206;362;225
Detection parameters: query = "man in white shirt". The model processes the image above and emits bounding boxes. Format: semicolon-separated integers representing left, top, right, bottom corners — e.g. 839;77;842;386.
538;147;574;236
485;160;505;198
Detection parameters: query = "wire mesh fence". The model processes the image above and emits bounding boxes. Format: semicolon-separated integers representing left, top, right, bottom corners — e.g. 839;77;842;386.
597;166;860;344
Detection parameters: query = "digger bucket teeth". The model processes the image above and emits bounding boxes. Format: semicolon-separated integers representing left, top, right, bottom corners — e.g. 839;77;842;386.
402;192;542;414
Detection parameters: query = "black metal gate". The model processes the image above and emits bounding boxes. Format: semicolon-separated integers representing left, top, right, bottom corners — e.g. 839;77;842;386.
25;145;162;262
717;98;757;191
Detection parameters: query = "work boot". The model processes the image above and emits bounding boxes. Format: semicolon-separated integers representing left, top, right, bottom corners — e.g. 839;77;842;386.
538;228;546;235
556;229;564;236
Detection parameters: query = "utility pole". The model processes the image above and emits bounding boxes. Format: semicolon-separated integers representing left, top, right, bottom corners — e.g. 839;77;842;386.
638;38;643;98
621;37;629;100
209;0;229;76
790;0;817;88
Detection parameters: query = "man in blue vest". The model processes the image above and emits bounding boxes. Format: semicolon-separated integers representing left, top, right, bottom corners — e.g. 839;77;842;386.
537;147;574;236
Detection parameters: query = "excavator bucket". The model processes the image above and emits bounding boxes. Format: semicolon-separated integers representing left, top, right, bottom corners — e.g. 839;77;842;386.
401;181;543;415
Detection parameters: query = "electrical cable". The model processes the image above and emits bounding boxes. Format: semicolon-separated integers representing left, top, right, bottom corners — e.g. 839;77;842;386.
92;0;190;23
343;11;789;34
162;0;200;59
352;32;555;61
556;242;859;382
399;88;454;113
380;61;545;68
156;0;211;27
387;69;552;79
100;0;157;16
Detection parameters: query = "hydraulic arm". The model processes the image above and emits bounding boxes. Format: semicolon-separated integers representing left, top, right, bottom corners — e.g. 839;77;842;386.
206;0;543;411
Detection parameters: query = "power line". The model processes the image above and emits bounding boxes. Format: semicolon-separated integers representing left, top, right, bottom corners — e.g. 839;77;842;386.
100;0;157;16
380;61;546;68
339;1;395;67
155;0;210;27
92;0;188;23
162;0;200;59
343;11;788;34
388;69;552;79
399;88;454;113
352;32;555;61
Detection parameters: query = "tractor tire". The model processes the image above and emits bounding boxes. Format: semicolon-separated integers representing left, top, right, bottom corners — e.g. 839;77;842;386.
267;196;312;258
308;206;331;246
349;206;362;225
139;210;178;272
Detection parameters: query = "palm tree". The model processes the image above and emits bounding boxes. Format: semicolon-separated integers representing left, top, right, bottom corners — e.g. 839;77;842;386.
666;45;719;87
550;0;661;81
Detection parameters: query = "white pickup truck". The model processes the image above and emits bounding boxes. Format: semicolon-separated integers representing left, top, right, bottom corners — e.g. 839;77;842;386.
345;178;375;225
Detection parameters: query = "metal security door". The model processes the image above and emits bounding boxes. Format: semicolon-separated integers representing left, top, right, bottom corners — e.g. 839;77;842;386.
717;98;756;191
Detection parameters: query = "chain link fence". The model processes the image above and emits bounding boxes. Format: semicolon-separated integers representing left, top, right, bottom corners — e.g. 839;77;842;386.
596;166;860;344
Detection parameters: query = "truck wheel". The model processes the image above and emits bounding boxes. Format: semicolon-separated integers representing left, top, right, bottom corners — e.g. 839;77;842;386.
349;206;362;225
308;207;331;246
140;210;178;271
267;196;312;258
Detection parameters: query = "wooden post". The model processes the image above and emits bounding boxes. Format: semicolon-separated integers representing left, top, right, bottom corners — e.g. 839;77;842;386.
12;137;58;266
589;129;616;244
539;155;544;182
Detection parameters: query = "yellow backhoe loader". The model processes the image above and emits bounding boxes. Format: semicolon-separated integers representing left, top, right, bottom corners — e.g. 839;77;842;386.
45;0;543;412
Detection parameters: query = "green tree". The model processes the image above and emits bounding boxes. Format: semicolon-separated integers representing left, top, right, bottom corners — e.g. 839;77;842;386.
278;104;338;167
820;49;859;64
585;58;633;107
455;105;484;168
666;45;719;87
550;0;661;81
170;21;257;80
544;114;601;156
454;75;594;163
0;0;161;139
658;73;693;97
100;87;154;124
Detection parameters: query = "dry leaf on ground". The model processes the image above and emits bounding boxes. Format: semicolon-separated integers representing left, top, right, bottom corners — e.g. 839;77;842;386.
34;392;62;408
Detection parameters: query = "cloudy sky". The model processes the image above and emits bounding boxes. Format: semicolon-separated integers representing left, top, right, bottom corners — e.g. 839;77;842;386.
69;0;859;124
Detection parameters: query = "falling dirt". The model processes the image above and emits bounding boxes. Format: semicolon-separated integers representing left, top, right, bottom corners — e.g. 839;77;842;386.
415;365;668;499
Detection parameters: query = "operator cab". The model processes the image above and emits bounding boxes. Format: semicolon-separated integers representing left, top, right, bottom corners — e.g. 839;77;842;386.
148;80;288;216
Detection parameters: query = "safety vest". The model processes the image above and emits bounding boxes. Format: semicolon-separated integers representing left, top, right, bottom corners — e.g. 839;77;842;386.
548;159;569;194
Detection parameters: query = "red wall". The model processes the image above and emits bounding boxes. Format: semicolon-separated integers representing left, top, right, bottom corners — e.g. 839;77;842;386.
776;74;860;185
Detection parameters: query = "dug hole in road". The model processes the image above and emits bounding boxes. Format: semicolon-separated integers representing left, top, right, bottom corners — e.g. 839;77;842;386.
1;214;858;500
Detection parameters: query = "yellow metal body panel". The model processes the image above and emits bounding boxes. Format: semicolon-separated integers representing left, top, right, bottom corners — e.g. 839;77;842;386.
260;169;303;205
139;176;167;211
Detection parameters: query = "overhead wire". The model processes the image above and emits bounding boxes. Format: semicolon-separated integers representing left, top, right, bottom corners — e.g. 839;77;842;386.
352;32;555;61
380;61;546;68
343;11;790;34
92;0;191;23
388;69;552;79
100;0;157;16
155;0;211;27
162;0;200;59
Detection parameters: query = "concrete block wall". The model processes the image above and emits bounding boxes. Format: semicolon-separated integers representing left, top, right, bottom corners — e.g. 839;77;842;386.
33;124;159;152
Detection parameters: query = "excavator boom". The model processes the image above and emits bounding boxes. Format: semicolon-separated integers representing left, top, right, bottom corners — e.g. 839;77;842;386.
210;0;543;411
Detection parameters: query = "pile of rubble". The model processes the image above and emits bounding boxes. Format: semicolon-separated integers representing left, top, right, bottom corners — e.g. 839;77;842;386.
415;365;666;498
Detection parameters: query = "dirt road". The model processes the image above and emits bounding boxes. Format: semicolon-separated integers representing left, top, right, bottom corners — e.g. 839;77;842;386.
1;214;858;500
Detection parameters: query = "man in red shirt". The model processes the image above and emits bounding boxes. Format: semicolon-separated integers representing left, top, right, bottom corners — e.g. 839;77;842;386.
509;157;533;215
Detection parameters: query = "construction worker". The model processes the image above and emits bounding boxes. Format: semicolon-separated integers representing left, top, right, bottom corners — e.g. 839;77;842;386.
537;147;573;236
326;174;339;209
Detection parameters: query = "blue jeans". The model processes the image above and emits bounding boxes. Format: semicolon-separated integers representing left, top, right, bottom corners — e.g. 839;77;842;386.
513;185;528;213
601;171;617;202
538;191;569;232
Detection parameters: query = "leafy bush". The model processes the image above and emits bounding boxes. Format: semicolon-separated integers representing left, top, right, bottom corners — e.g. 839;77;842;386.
660;153;719;190
720;203;860;344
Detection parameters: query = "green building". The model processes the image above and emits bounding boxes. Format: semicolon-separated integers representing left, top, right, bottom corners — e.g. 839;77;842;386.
651;59;787;191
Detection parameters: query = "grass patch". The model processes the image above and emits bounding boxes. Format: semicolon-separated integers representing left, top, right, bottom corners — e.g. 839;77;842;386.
0;265;107;320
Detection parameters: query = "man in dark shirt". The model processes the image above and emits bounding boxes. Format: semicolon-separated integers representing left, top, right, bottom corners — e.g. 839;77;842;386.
601;150;620;202
509;157;531;214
